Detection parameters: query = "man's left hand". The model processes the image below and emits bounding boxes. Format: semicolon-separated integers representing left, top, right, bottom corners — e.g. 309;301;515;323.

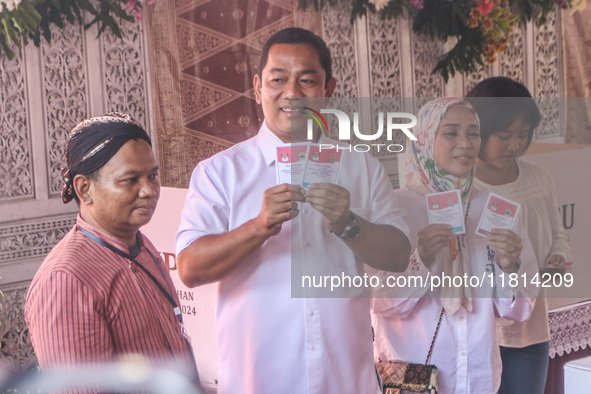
305;183;351;233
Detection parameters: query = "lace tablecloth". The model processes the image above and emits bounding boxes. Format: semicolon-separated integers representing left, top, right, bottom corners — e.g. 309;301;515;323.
549;301;591;358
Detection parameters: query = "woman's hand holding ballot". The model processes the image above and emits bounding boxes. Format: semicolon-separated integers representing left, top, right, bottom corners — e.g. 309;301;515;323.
486;228;523;273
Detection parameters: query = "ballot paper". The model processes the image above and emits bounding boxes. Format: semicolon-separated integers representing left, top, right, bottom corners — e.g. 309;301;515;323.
302;144;342;188
276;143;310;185
425;190;466;234
476;192;521;237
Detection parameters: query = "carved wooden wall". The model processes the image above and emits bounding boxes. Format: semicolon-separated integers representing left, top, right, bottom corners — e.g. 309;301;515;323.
321;4;565;188
0;17;152;374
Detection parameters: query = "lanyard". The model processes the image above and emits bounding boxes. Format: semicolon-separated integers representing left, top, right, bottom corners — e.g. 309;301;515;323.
79;227;183;325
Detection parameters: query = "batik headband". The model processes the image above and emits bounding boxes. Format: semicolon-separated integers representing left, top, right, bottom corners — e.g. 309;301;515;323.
61;112;151;203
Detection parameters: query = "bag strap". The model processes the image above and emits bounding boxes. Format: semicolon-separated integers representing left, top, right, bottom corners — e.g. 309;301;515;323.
425;307;445;365
426;194;469;364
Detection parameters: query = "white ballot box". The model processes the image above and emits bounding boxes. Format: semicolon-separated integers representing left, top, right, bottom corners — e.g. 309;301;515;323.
564;355;591;394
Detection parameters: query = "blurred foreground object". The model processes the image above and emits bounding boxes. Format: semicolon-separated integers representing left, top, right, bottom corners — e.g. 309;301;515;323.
0;358;203;393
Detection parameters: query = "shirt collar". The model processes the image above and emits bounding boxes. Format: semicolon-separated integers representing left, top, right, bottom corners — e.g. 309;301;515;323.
76;213;143;254
257;121;334;166
256;120;329;167
257;121;285;167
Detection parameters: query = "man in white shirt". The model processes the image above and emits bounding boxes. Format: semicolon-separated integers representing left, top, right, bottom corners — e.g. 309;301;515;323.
175;27;411;394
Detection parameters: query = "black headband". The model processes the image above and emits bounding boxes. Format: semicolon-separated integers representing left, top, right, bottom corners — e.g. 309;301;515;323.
61;113;151;203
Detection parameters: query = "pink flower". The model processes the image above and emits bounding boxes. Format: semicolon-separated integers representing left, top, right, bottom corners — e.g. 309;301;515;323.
125;0;153;22
125;0;137;10
417;132;426;147
477;0;493;15
410;0;424;9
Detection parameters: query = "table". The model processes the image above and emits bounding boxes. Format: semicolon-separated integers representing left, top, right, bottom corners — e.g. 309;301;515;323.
545;300;591;394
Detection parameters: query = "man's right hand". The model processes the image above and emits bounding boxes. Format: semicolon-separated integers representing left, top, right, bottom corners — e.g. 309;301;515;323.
254;184;306;237
177;184;306;287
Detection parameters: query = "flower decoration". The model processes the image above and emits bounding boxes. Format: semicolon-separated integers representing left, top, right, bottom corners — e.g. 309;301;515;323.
298;0;582;81
467;0;517;65
370;0;391;11
1;0;21;12
125;0;156;22
0;0;155;59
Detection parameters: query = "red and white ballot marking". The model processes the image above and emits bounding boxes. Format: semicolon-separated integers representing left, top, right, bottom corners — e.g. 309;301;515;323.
302;144;341;188
425;190;466;234
476;192;520;237
276;143;310;185
276;143;342;187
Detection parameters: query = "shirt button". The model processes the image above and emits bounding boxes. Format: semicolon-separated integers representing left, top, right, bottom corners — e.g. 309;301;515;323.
303;208;309;214
460;351;466;356
458;316;464;321
308;309;314;317
309;345;315;351
305;242;311;248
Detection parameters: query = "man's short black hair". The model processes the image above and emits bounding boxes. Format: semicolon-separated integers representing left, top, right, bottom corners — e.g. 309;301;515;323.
258;27;333;88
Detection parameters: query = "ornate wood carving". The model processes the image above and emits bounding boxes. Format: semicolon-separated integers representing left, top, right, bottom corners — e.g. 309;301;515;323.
534;9;561;139
499;25;526;84
321;1;358;97
411;24;444;98
41;22;88;195
368;13;401;98
0;286;37;374
0;44;32;200
101;20;150;129
0;216;76;263
463;62;490;95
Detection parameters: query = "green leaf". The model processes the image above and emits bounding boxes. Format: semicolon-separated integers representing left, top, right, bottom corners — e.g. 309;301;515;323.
0;31;16;59
351;0;372;23
2;18;21;47
431;28;486;82
77;0;99;15
109;2;135;23
413;0;473;40
18;2;43;25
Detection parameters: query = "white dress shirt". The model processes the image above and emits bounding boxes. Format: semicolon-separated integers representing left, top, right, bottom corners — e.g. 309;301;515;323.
176;122;410;394
371;186;539;394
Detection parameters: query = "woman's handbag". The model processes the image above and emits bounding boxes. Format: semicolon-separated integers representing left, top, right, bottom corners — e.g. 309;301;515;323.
376;308;444;394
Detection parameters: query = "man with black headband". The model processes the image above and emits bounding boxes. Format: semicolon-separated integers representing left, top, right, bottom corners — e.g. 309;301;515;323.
25;113;200;391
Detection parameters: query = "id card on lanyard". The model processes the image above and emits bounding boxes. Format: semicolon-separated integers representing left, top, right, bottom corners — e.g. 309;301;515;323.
79;227;192;344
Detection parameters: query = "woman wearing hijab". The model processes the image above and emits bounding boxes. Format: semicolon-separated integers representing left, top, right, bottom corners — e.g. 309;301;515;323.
467;77;573;394
371;98;539;394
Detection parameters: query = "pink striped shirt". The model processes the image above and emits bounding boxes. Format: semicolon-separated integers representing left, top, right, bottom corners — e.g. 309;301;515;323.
25;215;197;390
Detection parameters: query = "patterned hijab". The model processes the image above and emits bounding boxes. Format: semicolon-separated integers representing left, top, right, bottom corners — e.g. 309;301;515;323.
403;97;479;199
403;98;480;315
61;113;151;204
